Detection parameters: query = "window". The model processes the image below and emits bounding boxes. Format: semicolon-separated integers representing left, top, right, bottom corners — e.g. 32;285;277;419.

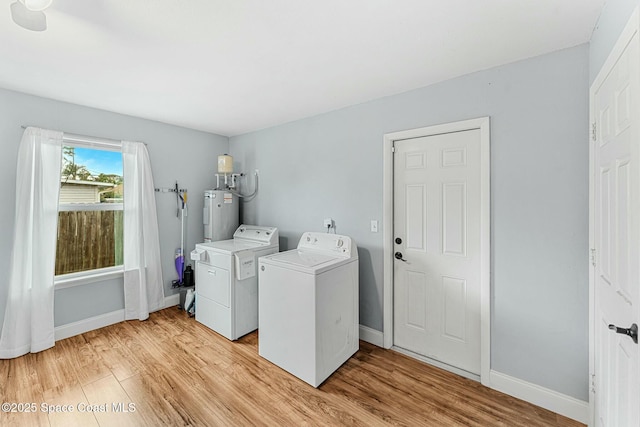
55;145;123;283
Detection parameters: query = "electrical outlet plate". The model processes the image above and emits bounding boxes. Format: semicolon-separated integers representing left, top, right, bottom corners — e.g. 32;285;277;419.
324;218;334;229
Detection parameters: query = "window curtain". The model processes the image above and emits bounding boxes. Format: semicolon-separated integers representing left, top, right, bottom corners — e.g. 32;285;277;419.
0;127;63;359
122;141;164;320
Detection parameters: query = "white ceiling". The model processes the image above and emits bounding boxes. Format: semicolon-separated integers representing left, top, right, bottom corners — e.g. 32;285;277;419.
0;0;605;137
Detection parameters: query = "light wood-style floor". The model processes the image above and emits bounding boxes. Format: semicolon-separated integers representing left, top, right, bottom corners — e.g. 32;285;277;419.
1;307;583;426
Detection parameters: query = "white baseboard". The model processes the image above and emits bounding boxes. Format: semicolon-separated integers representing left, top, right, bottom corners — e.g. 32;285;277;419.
55;294;180;341
165;292;180;307
489;370;588;424
359;324;384;347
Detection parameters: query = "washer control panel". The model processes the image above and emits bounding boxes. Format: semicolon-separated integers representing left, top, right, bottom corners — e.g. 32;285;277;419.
297;232;356;258
233;224;279;245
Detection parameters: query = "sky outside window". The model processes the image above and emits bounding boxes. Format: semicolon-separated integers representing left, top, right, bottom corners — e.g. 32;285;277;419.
71;147;123;176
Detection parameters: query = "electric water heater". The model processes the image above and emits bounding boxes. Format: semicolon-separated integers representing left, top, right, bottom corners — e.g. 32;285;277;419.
203;190;239;242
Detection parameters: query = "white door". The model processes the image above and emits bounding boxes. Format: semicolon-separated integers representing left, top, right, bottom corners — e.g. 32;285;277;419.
591;11;640;427
393;129;481;375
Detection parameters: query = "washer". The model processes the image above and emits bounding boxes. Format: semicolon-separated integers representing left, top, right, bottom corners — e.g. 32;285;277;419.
190;225;279;341
258;232;359;387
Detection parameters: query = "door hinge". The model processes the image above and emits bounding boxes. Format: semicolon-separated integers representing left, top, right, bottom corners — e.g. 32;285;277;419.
391;145;396;153
591;122;597;142
590;248;596;267
591;373;596;394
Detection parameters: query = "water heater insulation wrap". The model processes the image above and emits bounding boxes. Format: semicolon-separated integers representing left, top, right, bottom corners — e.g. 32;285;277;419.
218;154;233;174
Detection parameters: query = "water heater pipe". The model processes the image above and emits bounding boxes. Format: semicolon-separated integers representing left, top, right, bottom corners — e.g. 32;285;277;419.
227;170;259;200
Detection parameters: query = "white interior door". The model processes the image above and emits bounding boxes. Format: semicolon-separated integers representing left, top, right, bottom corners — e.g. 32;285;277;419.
393;129;481;375
591;10;640;427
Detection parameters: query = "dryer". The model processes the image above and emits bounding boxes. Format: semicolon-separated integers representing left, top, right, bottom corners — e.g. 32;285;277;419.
191;225;279;340
258;232;359;387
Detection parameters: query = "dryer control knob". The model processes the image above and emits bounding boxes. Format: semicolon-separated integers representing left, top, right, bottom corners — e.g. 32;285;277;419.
337;239;343;247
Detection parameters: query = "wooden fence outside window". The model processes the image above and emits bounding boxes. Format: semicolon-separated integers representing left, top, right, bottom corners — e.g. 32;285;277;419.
55;210;123;275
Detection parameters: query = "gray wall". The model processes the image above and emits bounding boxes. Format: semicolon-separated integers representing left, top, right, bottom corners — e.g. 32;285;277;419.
230;45;590;400
0;87;228;326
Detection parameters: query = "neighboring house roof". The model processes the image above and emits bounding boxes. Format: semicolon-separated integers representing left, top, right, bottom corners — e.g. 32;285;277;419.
59;180;116;204
60;179;115;187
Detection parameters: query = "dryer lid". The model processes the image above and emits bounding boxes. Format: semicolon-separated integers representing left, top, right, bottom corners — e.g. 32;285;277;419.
196;239;261;255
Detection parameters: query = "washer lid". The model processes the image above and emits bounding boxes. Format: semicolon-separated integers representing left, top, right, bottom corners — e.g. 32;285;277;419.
269;250;338;268
260;249;357;275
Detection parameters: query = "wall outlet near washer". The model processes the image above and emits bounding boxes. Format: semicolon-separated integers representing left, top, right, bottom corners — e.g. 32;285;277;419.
324;218;334;229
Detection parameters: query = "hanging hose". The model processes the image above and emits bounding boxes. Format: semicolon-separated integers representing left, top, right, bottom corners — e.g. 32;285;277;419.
227;171;259;201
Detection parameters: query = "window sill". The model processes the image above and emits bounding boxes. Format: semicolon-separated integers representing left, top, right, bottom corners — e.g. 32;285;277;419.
54;266;124;290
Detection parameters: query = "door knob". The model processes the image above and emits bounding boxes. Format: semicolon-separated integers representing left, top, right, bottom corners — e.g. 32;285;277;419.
608;323;638;344
394;252;407;262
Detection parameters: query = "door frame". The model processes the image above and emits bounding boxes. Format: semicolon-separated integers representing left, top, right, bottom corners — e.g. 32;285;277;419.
589;6;640;426
382;117;491;385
